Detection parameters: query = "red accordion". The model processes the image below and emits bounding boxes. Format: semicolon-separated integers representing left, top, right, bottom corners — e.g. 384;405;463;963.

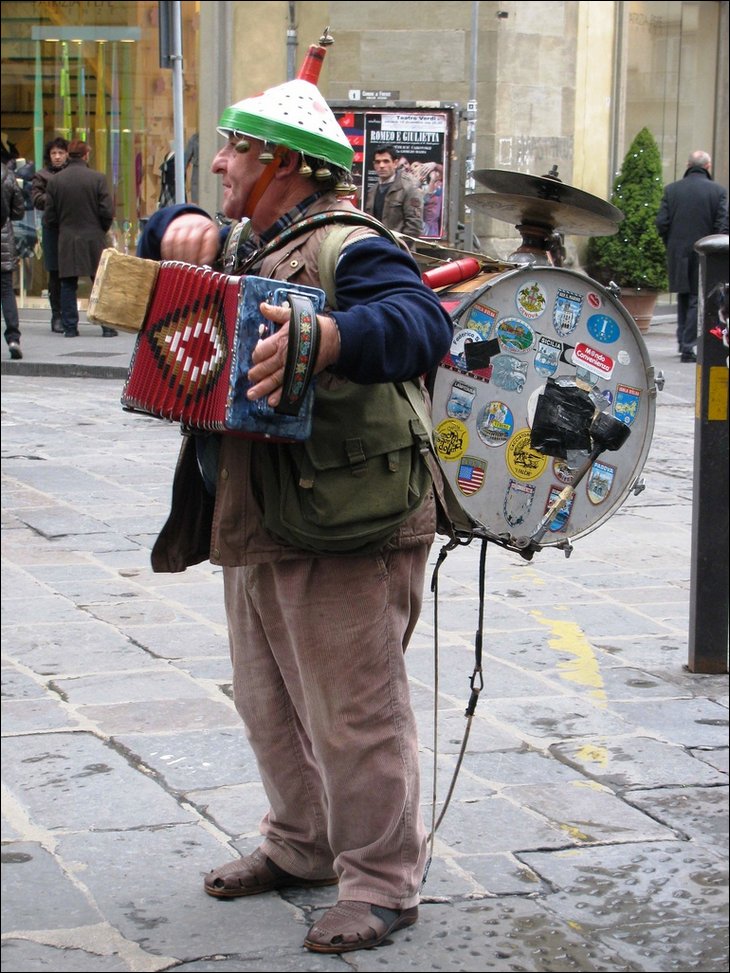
121;261;325;442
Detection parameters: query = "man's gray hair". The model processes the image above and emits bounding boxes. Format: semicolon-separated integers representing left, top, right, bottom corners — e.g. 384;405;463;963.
688;150;711;169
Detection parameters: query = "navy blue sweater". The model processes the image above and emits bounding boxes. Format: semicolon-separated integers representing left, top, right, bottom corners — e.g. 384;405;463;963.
138;205;453;384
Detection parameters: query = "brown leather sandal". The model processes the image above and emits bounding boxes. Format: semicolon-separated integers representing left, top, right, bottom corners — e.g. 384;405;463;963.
204;848;337;898
303;900;418;953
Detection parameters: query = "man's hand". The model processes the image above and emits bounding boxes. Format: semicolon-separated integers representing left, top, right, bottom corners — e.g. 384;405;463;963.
247;302;342;407
160;213;220;266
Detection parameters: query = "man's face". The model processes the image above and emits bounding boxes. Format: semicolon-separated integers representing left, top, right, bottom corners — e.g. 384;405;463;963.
373;152;396;182
211;135;267;222
49;147;68;167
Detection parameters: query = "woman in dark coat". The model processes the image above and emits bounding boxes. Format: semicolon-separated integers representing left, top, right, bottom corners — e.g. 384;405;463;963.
31;137;68;332
44;139;116;337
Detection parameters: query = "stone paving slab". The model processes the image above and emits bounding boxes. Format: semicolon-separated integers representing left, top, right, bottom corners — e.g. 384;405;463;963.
626;784;729;850
551;734;728;788
1;842;103;931
2;938;138;973
2;319;728;971
55;828;334;960
519;840;729;927
2;732;194;831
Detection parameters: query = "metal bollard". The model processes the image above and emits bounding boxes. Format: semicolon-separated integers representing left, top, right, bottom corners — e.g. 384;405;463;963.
688;234;729;673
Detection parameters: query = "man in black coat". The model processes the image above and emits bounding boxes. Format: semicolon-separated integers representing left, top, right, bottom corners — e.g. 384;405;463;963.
44;139;117;338
656;150;728;362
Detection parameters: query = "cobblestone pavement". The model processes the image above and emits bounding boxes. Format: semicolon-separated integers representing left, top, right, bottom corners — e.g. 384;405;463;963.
2;312;728;972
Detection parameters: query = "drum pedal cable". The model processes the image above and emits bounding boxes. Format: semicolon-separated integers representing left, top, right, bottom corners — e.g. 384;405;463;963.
422;533;487;887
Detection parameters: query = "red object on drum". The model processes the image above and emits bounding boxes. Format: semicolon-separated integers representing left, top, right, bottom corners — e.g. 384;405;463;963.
422;258;482;290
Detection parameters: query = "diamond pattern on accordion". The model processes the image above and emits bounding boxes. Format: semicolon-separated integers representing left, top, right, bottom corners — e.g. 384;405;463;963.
121;264;326;441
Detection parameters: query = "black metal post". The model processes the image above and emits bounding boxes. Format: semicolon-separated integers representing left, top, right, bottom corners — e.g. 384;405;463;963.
688;234;729;673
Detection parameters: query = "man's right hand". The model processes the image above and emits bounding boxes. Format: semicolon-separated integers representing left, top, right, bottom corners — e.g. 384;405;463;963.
160;213;220;266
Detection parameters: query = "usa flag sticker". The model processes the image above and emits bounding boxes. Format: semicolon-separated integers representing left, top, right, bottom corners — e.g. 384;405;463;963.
457;456;487;497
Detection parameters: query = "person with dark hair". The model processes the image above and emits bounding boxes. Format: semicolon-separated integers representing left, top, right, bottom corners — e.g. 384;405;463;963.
44;139;117;338
1;161;25;359
364;144;424;236
31;137;69;332
656;149;728;362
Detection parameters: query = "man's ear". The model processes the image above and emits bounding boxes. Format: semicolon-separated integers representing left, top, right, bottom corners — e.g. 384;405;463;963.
273;150;301;179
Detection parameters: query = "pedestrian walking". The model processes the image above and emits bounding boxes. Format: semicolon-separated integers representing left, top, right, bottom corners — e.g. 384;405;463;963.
1;160;25;359
44;139;117;338
656;149;728;362
31;137;69;333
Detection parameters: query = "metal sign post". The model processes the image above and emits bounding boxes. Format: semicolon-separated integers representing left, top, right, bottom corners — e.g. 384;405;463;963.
159;1;186;204
688;234;729;673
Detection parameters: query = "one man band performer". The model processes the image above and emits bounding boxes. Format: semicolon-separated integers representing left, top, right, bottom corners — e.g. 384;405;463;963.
137;38;452;954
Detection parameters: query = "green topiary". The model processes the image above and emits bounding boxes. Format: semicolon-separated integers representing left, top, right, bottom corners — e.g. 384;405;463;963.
585;127;668;291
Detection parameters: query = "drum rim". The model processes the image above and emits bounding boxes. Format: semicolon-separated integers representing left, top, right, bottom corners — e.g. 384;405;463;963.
433;264;657;552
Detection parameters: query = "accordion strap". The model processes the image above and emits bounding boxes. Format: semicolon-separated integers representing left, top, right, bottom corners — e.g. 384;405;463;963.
238;211;401;417
275;291;321;417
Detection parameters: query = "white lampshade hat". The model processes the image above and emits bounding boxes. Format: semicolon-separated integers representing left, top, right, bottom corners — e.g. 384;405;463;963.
217;79;354;172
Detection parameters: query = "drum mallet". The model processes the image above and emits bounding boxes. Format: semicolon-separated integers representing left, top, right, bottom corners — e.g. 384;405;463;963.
525;411;631;548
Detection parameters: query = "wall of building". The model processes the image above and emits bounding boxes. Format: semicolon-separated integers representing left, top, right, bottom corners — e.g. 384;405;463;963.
3;0;727;276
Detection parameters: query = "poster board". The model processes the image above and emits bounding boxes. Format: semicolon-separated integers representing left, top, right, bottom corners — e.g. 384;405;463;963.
332;104;462;243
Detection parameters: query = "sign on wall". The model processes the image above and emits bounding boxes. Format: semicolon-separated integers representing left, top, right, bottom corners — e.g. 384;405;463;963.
334;107;453;240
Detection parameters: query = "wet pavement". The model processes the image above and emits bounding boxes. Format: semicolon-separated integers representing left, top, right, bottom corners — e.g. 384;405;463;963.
1;307;728;972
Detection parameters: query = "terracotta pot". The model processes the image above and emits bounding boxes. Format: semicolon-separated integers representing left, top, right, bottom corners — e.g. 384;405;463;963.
619;289;658;334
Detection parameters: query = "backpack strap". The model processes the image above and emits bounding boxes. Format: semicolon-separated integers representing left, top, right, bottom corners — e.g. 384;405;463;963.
317;224;362;309
312;215;475;541
239;209;403;278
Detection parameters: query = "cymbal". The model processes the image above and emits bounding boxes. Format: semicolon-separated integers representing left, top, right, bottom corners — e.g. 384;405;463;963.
465;191;621;236
468;168;623;236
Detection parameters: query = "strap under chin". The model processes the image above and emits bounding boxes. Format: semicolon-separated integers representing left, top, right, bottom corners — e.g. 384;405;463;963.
243;145;288;219
275;292;321;416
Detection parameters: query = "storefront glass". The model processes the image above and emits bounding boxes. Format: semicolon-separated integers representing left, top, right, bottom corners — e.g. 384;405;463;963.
624;1;720;181
1;0;199;297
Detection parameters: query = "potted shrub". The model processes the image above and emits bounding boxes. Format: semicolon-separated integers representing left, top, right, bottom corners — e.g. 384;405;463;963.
585;127;667;332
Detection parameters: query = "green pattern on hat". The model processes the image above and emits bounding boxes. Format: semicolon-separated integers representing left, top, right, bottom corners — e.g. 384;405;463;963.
218;79;353;171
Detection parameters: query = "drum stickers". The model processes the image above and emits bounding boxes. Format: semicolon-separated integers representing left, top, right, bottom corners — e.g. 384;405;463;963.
457;456;487;497
431;267;655;549
553;288;582;336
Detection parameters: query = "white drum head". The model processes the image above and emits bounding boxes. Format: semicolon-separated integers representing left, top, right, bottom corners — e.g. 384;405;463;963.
430;266;657;553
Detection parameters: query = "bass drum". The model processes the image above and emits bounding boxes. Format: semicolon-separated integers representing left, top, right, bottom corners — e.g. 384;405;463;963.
430;265;657;552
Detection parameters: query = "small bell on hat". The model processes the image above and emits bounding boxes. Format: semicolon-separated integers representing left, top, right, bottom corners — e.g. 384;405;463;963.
334;175;359;199
258;143;276;163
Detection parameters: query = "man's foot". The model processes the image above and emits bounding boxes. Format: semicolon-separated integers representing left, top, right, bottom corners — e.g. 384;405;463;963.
304;900;418;954
101;327;118;337
51;318;64;333
64;329;79;337
8;342;23;360
680;350;697;363
204;847;337;899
